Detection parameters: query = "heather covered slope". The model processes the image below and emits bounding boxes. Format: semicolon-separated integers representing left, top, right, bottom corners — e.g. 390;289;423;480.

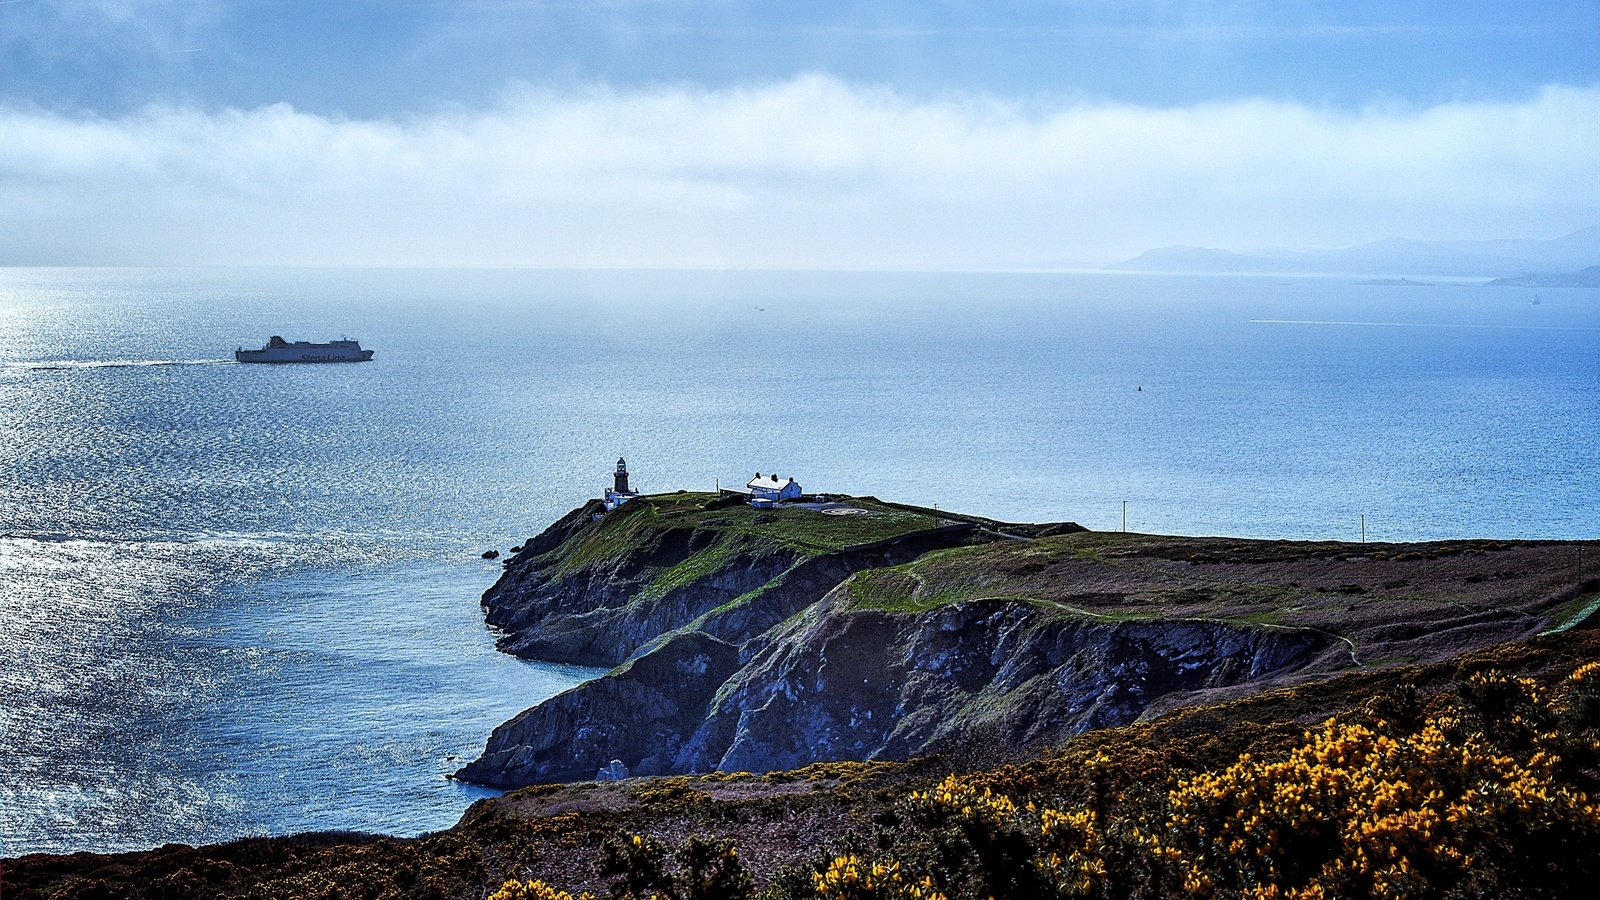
842;532;1600;669
8;630;1597;900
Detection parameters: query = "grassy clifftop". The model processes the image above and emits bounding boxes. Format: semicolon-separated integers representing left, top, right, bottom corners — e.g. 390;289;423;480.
479;499;1589;787
553;494;954;601
846;531;1595;670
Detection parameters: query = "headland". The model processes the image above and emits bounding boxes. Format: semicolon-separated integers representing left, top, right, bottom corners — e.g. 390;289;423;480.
5;490;1597;899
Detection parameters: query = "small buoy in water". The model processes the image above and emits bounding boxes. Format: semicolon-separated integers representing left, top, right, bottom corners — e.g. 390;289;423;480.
481;549;500;560
1137;386;1143;391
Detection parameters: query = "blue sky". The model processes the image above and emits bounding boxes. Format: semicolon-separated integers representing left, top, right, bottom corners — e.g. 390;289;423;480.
6;1;1597;115
2;1;1596;266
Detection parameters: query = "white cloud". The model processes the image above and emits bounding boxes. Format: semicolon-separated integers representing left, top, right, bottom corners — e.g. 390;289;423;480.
3;76;1597;266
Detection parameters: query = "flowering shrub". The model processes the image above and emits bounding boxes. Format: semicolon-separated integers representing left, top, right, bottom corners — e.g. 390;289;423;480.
487;880;595;900
804;663;1600;900
894;774;1105;899
1157;714;1597;896
810;855;948;900
500;664;1600;900
1150;664;1600;898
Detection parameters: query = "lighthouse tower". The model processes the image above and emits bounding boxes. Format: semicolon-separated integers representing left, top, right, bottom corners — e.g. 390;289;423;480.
604;457;639;511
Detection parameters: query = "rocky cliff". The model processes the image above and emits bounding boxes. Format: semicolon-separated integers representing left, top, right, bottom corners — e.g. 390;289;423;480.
456;630;743;787
479;493;1041;667
461;585;1326;788
461;495;1596;789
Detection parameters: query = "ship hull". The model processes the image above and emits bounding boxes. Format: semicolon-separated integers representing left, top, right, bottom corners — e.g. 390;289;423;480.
235;345;374;364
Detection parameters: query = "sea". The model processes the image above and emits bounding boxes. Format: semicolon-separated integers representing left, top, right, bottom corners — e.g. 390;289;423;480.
1;266;1596;857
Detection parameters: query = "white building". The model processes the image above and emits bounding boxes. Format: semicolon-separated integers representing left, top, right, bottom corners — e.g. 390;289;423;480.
746;472;802;507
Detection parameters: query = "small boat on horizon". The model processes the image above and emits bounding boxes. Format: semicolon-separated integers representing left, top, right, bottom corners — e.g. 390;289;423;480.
235;336;375;364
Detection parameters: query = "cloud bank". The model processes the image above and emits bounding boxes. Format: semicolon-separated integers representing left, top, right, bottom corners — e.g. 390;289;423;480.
4;76;1597;266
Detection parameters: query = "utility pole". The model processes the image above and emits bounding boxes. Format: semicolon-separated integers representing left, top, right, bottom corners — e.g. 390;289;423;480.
1123;500;1127;533
1360;514;1366;543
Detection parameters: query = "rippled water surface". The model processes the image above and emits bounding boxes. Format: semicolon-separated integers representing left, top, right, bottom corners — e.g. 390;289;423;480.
1;267;1596;855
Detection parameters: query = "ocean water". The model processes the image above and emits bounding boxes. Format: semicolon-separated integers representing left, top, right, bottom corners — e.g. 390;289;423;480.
1;266;1596;856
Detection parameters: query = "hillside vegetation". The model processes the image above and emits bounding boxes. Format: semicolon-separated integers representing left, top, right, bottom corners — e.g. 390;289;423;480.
7;631;1596;899
844;532;1596;669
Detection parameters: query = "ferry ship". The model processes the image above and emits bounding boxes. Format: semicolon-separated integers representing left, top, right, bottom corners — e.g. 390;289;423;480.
235;336;375;364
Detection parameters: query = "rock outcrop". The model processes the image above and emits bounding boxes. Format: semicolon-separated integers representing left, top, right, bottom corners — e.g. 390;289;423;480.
457;630;741;788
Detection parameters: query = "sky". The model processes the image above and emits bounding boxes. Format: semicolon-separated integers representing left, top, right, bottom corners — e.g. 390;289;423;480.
2;1;1597;267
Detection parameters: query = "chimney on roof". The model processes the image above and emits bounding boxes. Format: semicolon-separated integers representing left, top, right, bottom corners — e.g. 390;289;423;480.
754;472;760;479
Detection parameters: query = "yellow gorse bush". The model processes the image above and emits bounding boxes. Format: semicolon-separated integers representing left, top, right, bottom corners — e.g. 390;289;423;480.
486;879;596;900
1036;806;1105;896
910;776;1020;829
904;773;1107;897
1155;668;1600;898
812;853;950;900
830;664;1599;899
1568;660;1600;684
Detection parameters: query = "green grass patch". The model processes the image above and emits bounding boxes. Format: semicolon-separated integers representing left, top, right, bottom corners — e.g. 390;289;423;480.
551;499;663;574
737;506;946;553
542;494;950;609
1544;592;1600;634
638;537;747;603
565;497;945;567
847;567;924;611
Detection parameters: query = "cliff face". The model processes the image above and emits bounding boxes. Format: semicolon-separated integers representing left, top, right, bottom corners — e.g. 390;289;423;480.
462;584;1326;788
680;590;1328;774
462;495;1594;790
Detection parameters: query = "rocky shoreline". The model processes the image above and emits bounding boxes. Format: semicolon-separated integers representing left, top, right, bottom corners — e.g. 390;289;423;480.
459;492;1596;789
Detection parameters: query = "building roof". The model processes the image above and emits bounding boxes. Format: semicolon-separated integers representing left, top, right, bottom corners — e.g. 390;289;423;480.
747;474;795;491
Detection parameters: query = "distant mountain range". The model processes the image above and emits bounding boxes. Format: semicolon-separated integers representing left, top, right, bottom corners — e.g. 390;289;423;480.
1485;266;1600;288
1110;225;1600;278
